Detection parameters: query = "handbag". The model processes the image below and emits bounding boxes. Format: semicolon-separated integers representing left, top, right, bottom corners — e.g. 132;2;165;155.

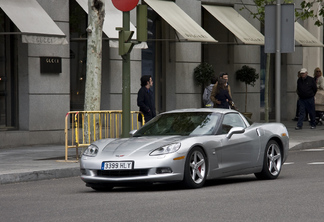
315;90;324;105
230;101;238;111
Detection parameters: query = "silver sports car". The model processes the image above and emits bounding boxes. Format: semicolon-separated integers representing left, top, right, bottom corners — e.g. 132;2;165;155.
80;108;289;190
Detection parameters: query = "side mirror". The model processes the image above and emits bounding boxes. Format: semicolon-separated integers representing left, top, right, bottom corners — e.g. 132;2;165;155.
129;130;137;136
226;127;245;139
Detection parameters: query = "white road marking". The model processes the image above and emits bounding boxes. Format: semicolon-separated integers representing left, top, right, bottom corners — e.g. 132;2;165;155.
302;148;324;152
285;149;324;165
308;162;324;165
284;162;294;165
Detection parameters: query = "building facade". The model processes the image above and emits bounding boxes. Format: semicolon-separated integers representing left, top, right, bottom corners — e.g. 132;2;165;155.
0;0;322;148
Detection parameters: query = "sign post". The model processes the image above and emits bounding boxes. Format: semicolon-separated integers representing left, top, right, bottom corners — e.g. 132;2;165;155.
112;0;139;137
121;11;131;138
265;2;295;122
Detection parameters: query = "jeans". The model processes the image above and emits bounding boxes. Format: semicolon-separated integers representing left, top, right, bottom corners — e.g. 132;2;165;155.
297;97;316;127
295;99;308;119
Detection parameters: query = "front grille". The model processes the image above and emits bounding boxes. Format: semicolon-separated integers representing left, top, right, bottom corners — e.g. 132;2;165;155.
97;169;149;177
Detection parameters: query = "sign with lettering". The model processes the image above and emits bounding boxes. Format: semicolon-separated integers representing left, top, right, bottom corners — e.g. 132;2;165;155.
40;57;62;73
22;35;68;45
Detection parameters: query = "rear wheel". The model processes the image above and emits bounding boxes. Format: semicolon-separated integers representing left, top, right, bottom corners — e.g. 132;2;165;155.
183;147;207;189
255;140;282;180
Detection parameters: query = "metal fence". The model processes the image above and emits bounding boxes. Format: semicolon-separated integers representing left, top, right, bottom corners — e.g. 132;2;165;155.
64;110;144;162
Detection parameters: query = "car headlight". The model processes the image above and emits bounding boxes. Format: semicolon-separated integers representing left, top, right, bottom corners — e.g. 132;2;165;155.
83;144;99;157
150;143;181;156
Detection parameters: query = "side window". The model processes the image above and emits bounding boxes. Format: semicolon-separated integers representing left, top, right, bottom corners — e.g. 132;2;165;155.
221;113;246;134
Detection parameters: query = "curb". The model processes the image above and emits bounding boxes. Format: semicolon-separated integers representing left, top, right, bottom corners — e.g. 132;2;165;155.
289;140;324;151
0;167;80;185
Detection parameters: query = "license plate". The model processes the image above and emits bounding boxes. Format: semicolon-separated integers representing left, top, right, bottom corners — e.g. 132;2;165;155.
101;161;133;170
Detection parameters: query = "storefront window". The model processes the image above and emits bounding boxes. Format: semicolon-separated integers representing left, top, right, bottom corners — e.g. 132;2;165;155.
0;11;5;128
141;7;156;78
141;7;164;112
0;10;18;130
69;0;87;111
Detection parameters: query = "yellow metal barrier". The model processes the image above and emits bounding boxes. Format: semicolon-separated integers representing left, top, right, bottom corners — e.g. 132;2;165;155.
64;110;144;162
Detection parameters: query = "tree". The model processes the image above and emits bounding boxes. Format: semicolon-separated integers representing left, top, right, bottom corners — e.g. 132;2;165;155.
296;1;324;27
84;0;105;142
236;65;259;113
194;62;215;87
240;0;324;122
194;62;215;107
241;1;324;27
84;0;105;111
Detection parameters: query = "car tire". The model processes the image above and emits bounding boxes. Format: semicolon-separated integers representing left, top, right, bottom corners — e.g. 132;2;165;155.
183;147;207;189
255;140;282;180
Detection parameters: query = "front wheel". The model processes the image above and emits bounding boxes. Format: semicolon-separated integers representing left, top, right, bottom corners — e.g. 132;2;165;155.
183;147;207;189
255;140;282;180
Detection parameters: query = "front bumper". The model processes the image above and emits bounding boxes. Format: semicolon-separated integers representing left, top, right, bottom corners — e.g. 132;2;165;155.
80;153;186;184
80;168;183;183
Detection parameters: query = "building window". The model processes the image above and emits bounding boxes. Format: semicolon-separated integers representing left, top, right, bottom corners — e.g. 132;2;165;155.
0;9;18;130
69;0;88;111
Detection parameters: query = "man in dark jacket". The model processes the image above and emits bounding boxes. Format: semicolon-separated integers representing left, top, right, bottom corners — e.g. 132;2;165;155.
137;75;156;124
295;68;317;130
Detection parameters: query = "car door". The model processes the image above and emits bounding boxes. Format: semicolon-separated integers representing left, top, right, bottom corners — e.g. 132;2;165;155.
218;113;260;174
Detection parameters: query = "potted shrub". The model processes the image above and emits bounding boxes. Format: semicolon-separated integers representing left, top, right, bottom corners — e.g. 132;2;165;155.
235;65;259;118
194;62;215;87
194;62;215;107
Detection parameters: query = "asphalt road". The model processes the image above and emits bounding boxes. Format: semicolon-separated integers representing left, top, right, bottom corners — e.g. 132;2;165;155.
1;148;323;222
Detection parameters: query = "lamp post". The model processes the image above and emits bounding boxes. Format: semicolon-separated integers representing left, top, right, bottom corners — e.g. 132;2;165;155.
275;0;281;122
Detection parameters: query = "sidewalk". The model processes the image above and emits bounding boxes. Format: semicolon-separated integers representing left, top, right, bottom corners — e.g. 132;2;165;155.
1;120;324;185
283;120;324;150
0;145;80;185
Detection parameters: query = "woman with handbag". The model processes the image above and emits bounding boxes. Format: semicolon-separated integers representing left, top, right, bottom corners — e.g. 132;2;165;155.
214;78;232;109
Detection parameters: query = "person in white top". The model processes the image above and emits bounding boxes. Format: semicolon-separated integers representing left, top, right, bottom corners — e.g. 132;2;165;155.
314;67;324;89
314;67;324;116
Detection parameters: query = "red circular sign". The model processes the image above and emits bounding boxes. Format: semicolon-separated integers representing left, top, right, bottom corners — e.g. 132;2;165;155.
112;0;139;12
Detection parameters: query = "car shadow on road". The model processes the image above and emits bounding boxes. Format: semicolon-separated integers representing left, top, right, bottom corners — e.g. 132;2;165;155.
204;175;257;187
82;175;258;193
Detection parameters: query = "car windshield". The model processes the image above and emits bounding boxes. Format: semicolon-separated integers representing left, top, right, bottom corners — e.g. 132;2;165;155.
133;112;220;136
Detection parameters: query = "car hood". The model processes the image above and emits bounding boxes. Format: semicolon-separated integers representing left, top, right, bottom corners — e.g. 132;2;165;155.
101;136;185;157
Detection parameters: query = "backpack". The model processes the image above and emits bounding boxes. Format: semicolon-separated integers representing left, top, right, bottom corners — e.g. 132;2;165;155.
203;86;214;108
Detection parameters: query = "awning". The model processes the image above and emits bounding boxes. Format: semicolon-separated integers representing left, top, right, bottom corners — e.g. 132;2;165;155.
202;5;264;45
295;22;324;47
144;0;217;42
76;0;137;39
0;0;67;44
76;0;147;48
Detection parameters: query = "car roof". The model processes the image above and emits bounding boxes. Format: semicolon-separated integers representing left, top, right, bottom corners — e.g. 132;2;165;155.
163;108;239;115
